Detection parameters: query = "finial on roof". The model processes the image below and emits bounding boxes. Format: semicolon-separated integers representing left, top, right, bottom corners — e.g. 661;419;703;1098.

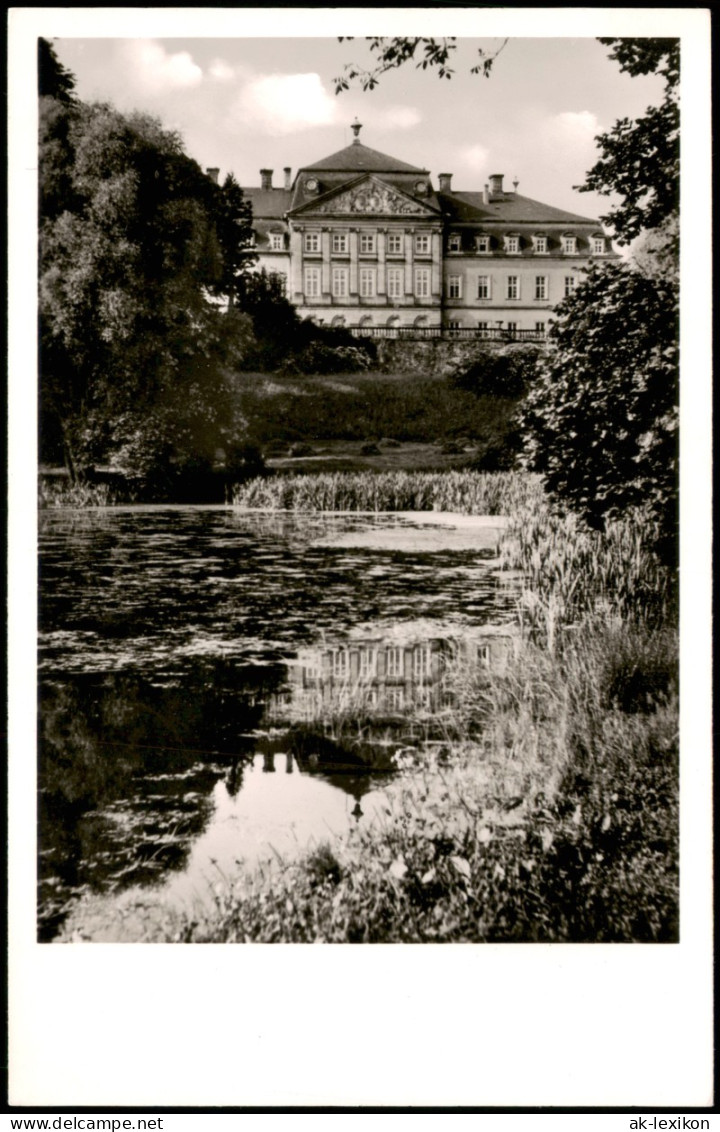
513;176;519;193
351;117;362;142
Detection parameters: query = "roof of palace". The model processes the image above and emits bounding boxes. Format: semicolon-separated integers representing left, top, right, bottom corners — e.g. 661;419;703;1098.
302;140;427;175
439;190;601;226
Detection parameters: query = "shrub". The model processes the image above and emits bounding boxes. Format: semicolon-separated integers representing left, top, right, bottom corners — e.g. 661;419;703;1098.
518;263;678;564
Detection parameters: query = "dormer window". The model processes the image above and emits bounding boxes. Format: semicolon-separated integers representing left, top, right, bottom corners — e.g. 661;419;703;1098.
562;235;578;255
532;234;548;255
475;235;490;254
269;233;283;251
504;235;520;255
592;235;606;255
448;234;462;253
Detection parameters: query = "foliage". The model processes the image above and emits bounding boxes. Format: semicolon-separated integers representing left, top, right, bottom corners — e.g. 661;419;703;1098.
334;36;508;93
232;468;542;516
631;213;679;284
450;347;541;401
577;38;680;243
517;262;678;560
38;38;77;103
39;85;256;485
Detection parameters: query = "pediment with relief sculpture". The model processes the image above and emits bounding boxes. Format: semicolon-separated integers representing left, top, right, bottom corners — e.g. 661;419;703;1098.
292;176;434;217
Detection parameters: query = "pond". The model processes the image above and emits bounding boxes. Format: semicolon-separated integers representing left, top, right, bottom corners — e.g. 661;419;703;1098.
38;506;520;940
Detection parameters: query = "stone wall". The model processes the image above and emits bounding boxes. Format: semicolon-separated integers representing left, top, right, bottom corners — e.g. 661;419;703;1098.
374;337;548;378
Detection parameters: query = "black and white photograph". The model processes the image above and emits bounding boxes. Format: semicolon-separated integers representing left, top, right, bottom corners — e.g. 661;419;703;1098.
7;6;713;1110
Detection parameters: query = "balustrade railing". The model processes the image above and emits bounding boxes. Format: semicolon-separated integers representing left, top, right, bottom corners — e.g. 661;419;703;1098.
349;326;547;342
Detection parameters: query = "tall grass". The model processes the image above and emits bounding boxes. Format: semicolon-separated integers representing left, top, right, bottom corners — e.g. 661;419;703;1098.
39;479;118;508
233;469;543;516
497;500;676;646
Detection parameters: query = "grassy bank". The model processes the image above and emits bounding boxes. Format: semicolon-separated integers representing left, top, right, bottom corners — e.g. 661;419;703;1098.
61;471;678;942
235;370;521;456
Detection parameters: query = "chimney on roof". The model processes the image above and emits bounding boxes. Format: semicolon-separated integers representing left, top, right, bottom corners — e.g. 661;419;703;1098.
483;183;490;205
489;173;504;198
283;167;292;191
260;169;273;190
206;167;220;184
438;173;453;193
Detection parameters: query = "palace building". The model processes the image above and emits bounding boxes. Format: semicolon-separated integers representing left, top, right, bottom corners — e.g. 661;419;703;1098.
234;121;616;338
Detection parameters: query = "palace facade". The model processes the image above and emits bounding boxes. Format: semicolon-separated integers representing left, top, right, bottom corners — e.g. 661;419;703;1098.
234;122;616;336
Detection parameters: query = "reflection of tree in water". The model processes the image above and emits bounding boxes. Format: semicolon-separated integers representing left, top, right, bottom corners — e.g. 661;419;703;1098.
38;659;285;939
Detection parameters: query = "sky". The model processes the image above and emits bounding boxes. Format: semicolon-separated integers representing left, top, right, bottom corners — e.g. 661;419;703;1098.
49;31;668;225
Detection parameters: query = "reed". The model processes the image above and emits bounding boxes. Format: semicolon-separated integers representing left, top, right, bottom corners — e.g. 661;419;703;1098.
233;469;544;516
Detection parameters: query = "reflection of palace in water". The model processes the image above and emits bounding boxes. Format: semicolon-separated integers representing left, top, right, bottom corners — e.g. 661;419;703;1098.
269;625;517;721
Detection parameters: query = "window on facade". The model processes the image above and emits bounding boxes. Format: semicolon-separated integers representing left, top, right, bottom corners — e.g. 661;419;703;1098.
564;275;577;297
507;276;520;300
359;232;376;254
269;233;283;251
448;320;462;330
534;276;548;301
331;649;349;679
304;266;321;298
387;232;403;255
386;687;405;710
448;275;462;299
269;271;286;296
562;235;577;255
478;321;490;332
448;234;462;252
332;233;348;254
387;267;404;299
477;644;491;667
304;232;320;253
535;321;546;334
332;267;348;298
415;233;431;255
507;322;518;337
359;268;376;297
475;235;490;253
359;648;376;679
533;235;548;254
386;647;403;678
413;645;432;682
477;275;491;300
415;267;431;298
505;235;520;254
593;236;605;255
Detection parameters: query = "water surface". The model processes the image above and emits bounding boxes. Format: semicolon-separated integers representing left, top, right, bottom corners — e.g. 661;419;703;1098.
39;507;518;939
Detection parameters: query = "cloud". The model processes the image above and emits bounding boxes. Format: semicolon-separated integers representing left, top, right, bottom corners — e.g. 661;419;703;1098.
208;58;235;83
459;143;490;172
545;110;599;146
234;72;338;135
382;106;422;130
119;40;203;93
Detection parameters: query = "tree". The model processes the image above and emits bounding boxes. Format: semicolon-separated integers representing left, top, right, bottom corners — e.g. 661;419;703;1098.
39;89;256;487
518;262;678;556
576;38;679;244
38;37;77;104
334;36;507;93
